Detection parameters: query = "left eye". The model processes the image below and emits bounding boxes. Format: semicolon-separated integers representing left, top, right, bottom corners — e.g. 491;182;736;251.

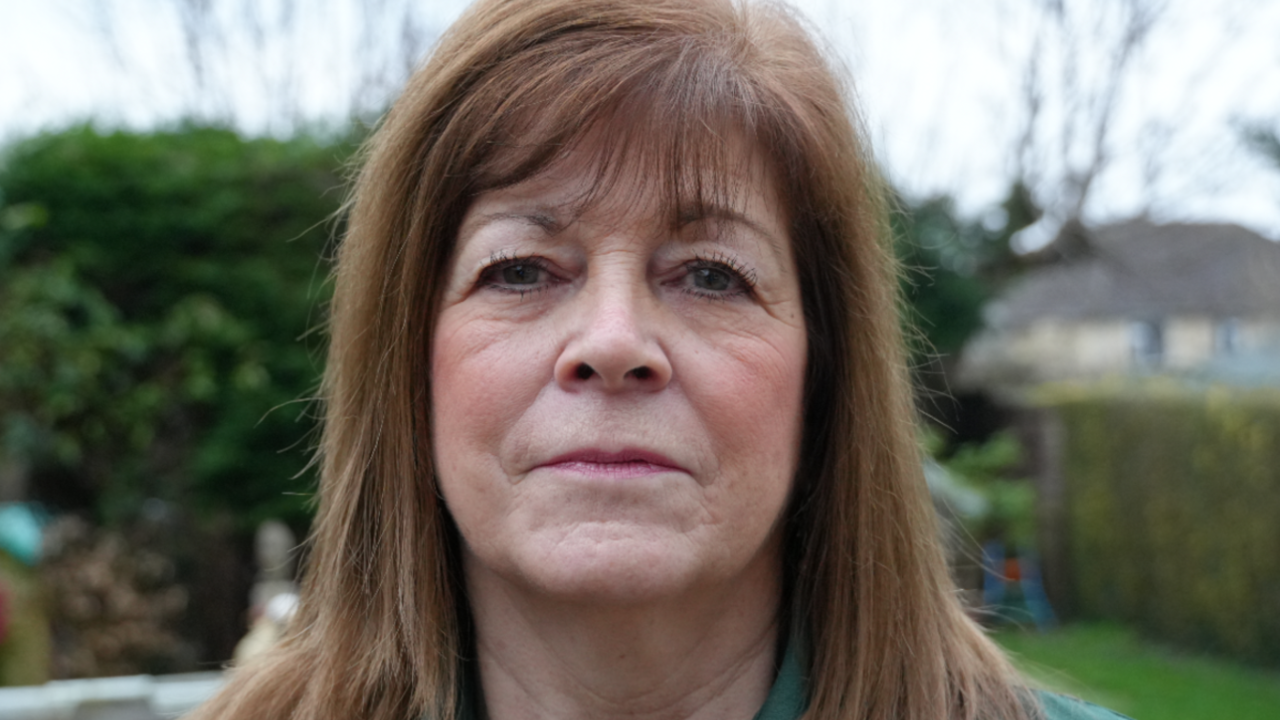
691;266;735;291
679;259;754;299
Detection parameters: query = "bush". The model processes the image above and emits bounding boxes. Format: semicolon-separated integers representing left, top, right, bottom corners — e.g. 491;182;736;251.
1;124;359;668
0;124;356;530
1047;384;1280;664
40;517;190;677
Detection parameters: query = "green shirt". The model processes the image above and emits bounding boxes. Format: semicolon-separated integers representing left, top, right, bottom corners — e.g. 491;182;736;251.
458;642;1131;720
1033;692;1134;720
751;641;806;720
753;643;1133;720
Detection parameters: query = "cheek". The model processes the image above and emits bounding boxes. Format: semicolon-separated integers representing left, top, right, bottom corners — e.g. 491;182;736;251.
686;328;807;484
430;315;553;472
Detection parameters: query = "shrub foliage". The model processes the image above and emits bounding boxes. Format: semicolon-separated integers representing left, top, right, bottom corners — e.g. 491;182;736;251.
0;125;355;669
1052;386;1280;664
0;125;353;530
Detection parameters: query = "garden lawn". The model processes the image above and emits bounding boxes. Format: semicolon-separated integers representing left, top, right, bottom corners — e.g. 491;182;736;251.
993;623;1280;720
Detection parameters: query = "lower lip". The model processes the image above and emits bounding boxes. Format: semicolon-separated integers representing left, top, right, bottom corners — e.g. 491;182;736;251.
541;460;683;479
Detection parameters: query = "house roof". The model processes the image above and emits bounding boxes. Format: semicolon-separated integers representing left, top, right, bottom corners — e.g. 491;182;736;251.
987;220;1280;328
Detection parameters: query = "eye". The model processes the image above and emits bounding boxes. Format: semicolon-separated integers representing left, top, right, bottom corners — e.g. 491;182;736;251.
691;266;734;292
479;254;559;295
678;254;757;300
500;262;543;285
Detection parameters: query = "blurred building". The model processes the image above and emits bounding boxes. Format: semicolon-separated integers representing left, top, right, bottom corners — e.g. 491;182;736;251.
959;220;1280;395
954;219;1280;621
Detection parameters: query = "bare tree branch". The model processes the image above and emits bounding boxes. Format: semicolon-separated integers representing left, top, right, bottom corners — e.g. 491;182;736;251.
74;0;442;133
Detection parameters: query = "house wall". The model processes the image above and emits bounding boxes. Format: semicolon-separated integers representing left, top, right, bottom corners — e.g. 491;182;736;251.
1165;316;1280;366
1165;316;1214;368
1241;318;1280;350
960;315;1280;390
999;319;1131;381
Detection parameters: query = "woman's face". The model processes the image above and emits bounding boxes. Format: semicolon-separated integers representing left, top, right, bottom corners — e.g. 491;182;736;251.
431;138;807;603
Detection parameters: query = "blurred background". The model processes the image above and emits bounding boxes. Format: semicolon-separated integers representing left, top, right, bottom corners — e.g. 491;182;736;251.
1;1;1278;718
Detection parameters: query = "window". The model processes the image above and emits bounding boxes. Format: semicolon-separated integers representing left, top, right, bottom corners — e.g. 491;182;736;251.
1130;319;1164;366
1214;318;1240;357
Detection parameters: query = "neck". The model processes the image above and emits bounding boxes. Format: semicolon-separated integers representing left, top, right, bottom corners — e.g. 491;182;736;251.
464;553;783;720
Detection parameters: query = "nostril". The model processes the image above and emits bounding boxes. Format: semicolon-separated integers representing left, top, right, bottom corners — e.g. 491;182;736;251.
628;366;652;381
575;363;595;380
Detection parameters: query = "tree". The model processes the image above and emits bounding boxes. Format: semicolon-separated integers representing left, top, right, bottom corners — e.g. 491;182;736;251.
1243;124;1280;172
0;125;356;530
0;124;361;667
891;184;1035;363
73;0;445;133
991;0;1272;250
1011;0;1169;221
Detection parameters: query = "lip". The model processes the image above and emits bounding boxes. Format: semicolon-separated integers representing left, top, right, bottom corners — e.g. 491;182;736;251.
536;447;689;479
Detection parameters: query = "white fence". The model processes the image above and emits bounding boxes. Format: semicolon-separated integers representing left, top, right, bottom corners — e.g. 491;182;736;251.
0;672;223;720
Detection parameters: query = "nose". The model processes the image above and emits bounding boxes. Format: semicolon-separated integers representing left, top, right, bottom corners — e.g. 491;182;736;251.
554;283;673;392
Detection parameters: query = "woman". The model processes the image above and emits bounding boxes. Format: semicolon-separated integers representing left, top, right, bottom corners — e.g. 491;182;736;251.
193;1;1125;718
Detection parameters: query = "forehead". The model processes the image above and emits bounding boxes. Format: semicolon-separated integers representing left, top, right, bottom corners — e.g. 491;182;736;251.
469;124;788;235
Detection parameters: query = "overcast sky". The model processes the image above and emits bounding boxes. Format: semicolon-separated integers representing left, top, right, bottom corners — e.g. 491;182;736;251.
3;0;1279;240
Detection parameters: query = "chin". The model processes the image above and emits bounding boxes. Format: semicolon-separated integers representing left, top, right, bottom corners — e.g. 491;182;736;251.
480;528;713;605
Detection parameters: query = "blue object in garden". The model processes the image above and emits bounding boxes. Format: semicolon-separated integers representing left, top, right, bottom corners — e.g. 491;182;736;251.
981;539;1057;631
982;539;1006;609
0;503;44;566
1018;551;1058;631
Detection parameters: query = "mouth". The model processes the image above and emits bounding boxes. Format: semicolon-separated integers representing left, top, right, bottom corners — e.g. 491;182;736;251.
536;448;688;479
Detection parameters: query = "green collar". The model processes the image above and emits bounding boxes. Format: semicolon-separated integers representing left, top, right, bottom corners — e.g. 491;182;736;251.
455;642;1127;720
752;641;809;720
455;641;809;720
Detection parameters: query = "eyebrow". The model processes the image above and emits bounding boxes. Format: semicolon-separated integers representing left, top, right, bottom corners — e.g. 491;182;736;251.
676;203;787;260
459;201;788;260
455;208;565;248
474;209;562;233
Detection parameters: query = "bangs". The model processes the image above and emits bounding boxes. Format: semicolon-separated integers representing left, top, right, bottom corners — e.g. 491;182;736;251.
451;19;795;227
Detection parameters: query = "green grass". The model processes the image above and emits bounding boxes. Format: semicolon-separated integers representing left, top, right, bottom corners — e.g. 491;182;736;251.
993;623;1280;720
0;554;51;686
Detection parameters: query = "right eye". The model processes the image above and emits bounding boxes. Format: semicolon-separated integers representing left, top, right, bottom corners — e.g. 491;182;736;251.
479;256;558;295
499;262;543;285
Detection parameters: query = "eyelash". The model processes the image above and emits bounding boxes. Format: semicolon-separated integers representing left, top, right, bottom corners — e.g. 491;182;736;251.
476;251;758;300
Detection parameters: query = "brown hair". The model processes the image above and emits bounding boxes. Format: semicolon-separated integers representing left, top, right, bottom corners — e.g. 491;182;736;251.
192;1;1033;718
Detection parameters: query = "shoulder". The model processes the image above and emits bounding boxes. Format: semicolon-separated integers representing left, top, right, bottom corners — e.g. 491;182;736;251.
1035;690;1134;720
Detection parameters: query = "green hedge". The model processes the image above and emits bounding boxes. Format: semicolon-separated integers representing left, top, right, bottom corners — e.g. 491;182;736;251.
1048;385;1280;664
1;125;359;667
1;125;358;530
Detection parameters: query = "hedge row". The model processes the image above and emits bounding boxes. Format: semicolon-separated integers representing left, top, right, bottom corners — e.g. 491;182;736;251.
1049;385;1280;665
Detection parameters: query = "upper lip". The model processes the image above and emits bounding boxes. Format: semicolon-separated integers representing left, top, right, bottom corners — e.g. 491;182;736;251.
537;447;688;473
